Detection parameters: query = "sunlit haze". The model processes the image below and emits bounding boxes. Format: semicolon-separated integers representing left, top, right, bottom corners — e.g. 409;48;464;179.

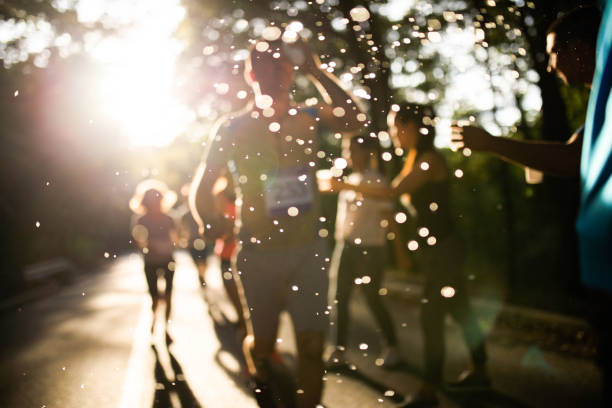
88;1;194;147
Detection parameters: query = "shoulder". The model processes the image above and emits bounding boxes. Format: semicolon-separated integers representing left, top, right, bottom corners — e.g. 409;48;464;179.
212;112;247;139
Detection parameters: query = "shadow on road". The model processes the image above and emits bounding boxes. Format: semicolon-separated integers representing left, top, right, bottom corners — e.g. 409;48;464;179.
151;343;202;408
443;387;533;408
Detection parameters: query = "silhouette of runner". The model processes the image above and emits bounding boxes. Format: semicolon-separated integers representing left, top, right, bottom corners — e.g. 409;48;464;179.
190;36;364;408
130;179;178;339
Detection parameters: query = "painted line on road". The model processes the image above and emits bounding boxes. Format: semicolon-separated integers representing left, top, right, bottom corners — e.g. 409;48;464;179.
117;299;151;408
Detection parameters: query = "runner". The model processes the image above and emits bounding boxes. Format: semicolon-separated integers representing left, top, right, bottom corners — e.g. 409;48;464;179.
130;179;178;340
190;36;364;408
326;135;402;370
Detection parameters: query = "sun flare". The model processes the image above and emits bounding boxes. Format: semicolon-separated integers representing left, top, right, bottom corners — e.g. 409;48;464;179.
90;1;193;147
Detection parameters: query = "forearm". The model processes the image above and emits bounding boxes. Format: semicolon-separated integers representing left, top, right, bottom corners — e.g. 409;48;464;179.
309;70;363;122
349;182;397;199
486;137;580;178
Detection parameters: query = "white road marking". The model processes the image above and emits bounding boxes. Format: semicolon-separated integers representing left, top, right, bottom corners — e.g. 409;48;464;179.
117;299;152;408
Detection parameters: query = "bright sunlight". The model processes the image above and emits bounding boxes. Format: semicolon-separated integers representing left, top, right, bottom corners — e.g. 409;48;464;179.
88;0;194;147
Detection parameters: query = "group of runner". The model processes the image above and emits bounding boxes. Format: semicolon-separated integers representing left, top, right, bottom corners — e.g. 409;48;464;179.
128;3;611;407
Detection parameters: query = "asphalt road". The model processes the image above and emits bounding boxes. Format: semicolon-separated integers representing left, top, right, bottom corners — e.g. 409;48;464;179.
0;252;602;407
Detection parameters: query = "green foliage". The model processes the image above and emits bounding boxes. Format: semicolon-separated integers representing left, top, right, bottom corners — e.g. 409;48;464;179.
0;0;593;311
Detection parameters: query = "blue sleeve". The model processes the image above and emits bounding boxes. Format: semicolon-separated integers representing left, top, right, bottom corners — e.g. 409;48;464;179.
576;1;612;293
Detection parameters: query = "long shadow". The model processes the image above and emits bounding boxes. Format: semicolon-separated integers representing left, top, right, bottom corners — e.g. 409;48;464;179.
443;388;532;408
326;364;405;404
206;291;298;407
151;343;202;408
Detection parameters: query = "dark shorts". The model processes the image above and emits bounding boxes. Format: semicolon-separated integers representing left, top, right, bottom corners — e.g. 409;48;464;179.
144;260;174;301
236;239;329;338
189;241;213;263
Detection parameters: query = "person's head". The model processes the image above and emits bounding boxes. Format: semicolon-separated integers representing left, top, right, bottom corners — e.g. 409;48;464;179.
129;179;177;215
142;189;163;213
387;103;436;152
546;5;601;87
343;135;380;171
245;39;295;108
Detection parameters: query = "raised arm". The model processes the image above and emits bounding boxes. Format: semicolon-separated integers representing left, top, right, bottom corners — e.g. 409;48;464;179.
451;125;582;178
189;122;234;240
294;41;365;133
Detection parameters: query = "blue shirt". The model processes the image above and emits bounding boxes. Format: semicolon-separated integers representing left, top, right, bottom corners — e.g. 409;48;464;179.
576;0;612;293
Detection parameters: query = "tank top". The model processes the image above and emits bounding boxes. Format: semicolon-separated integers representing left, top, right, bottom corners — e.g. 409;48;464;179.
409;151;454;244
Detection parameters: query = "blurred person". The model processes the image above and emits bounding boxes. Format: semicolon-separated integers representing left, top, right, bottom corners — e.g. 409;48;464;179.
175;183;213;286
450;5;601;178
190;36;364;408
326;104;489;407
211;174;246;337
325;135;403;370
452;5;612;406
574;1;612;406
130;179;179;338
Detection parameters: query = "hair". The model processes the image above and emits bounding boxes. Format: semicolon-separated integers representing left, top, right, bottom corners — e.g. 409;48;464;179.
246;39;292;83
346;134;381;169
390;102;436;152
546;5;601;50
129;179;177;215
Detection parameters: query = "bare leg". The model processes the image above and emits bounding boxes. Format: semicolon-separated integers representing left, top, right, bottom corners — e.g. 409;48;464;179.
243;333;277;380
295;330;325;408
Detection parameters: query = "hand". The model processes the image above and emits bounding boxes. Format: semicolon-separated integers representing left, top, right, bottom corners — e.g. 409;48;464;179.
329;178;348;192
450;124;493;152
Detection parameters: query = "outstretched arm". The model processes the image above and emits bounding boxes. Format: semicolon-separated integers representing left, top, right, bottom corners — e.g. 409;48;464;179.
450;125;582;178
327;151;439;199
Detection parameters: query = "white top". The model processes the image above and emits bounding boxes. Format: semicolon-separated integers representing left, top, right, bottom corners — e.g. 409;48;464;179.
335;169;394;247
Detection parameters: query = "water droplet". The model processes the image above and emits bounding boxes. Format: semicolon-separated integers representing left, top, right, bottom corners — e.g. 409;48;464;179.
262;26;282;41
332;107;345;117
441;286;456;298
350;6;371;22
334;158;348;170
256;94;273;109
